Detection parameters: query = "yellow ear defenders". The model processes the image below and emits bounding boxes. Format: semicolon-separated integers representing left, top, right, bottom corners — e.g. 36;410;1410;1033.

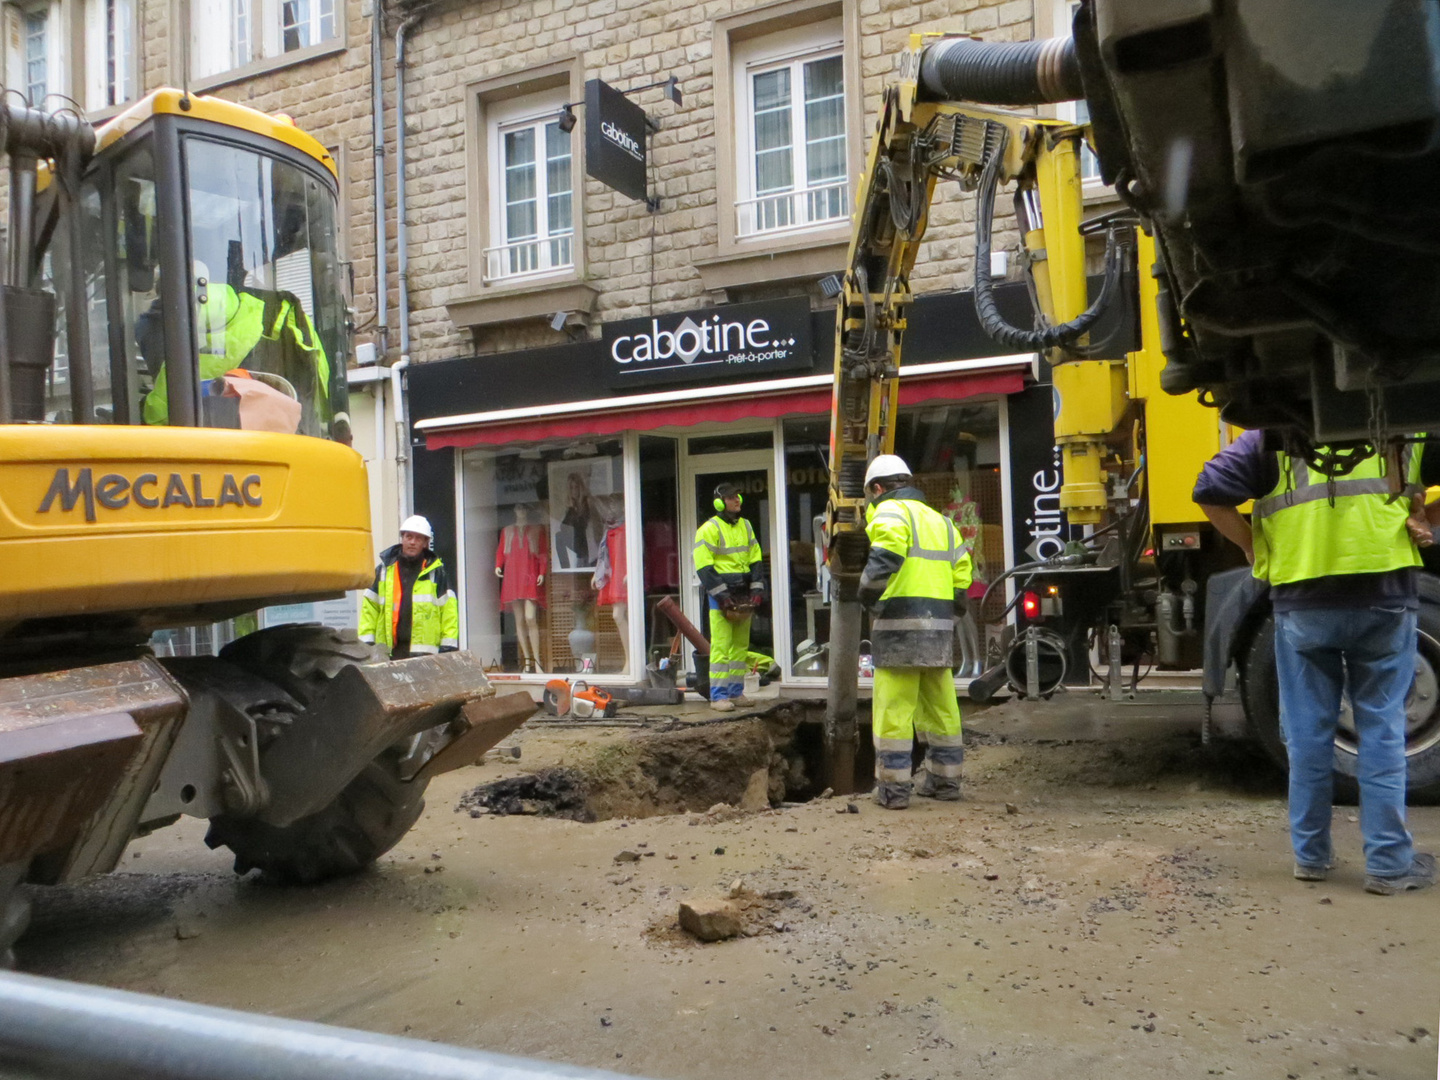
713;486;744;512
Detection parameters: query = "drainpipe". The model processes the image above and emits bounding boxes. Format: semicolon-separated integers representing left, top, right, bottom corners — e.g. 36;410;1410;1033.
392;11;421;524
390;356;410;521
370;0;388;362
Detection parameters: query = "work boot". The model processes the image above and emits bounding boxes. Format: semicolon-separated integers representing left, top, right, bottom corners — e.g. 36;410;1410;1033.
758;662;782;687
710;699;736;713
1293;861;1332;882
872;782;911;810
1364;852;1436;895
733;694;756;708
913;768;962;801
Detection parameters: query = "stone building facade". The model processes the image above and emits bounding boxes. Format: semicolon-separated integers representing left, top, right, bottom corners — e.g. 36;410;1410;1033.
4;0;1088;369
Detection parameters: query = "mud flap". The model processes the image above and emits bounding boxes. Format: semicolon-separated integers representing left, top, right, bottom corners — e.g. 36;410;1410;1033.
256;652;500;828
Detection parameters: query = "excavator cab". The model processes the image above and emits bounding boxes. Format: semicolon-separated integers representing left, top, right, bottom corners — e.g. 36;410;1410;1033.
36;90;351;441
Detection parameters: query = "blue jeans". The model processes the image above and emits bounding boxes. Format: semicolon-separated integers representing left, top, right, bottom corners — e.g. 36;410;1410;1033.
1274;606;1417;878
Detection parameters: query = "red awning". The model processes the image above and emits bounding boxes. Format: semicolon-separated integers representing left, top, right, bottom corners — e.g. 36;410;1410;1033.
424;368;1026;450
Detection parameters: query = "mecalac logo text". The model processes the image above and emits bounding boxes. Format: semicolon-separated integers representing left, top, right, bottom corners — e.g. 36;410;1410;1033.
37;467;263;523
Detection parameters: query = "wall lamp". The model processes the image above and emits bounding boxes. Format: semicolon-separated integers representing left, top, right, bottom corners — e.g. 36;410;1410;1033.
557;102;579;133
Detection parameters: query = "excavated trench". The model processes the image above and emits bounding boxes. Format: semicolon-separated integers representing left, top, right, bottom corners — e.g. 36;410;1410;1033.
458;702;874;822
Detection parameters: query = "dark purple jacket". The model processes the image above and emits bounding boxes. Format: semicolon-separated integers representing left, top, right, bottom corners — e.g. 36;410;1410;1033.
1192;430;1433;611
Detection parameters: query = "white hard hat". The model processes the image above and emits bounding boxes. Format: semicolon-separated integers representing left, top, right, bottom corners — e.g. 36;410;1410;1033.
400;514;434;540
864;454;912;486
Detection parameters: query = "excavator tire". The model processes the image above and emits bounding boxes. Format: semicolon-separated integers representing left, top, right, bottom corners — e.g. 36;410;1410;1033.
204;624;428;883
1239;597;1440;804
205;759;424;884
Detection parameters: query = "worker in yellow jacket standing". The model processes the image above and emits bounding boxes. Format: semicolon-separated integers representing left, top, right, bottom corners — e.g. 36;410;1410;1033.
858;455;972;809
359;515;460;659
693;482;765;711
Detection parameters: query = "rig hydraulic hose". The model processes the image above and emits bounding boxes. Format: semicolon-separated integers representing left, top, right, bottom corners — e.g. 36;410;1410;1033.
972;135;1122;352
917;36;1082;107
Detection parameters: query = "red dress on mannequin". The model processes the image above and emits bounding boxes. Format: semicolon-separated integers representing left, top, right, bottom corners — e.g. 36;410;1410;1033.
594;523;627;606
495;524;547;608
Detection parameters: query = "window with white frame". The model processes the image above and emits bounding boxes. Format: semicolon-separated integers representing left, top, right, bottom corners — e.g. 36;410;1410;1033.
485;93;574;282
189;0;336;80
84;0;135;110
734;20;848;239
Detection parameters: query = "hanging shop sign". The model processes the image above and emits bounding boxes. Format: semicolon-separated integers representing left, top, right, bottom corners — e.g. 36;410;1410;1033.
585;78;648;203
603;296;814;388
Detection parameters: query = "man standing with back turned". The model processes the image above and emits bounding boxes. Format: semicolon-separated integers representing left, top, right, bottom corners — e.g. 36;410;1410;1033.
693;482;766;711
858;455;972;809
1195;432;1436;894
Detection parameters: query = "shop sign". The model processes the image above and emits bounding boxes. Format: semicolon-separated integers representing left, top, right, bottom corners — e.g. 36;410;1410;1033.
604;296;814;388
585;78;648;203
1005;385;1074;565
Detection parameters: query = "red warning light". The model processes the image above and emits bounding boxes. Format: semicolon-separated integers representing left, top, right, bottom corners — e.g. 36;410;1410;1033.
1022;591;1041;619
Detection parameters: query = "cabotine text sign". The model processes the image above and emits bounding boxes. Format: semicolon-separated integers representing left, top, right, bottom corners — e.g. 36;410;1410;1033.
604;297;814;388
585;78;647;203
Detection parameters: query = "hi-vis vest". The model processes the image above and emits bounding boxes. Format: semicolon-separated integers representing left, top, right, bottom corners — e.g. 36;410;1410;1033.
1251;445;1423;586
693;515;761;592
143;286;331;426
863;495;973;668
359;554;459;654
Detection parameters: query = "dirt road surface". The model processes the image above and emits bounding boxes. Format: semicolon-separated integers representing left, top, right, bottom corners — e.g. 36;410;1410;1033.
16;696;1440;1080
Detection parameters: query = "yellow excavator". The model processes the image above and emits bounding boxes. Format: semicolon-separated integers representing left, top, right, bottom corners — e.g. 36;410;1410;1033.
824;4;1440;794
0;91;533;963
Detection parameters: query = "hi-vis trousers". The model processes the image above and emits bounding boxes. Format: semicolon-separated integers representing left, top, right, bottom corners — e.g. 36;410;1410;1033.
873;667;963;802
708;606;751;701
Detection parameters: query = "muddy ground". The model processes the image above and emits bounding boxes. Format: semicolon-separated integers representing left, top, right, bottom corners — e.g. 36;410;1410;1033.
16;695;1440;1080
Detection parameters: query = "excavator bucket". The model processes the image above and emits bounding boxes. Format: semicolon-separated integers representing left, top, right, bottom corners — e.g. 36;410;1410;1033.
0;659;187;872
256;652;529;827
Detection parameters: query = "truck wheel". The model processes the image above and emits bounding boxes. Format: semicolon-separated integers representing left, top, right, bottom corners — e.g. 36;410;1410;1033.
1239;605;1440;802
207;625;426;883
205;760;425;884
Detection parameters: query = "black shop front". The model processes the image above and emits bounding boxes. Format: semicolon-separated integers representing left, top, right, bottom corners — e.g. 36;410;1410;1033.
408;284;1066;692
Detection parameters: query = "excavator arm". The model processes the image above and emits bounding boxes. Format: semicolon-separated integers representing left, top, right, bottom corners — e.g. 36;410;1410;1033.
822;33;1122;780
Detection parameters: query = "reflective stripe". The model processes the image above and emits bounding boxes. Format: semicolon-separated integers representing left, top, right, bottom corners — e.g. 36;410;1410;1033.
874;737;913;753
358;633;376;644
920;731;965;747
1252;476;1393;520
441;638;459;649
409;643;440;655
872;617;953;632
362;589;380;603
899;502;959;561
924;759;964;778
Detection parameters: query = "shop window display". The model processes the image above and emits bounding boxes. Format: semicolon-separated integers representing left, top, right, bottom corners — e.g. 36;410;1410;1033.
462;440;631;675
781;401;1004;679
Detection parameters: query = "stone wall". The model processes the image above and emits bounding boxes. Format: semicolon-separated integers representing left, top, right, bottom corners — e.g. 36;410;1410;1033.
34;0;1063;367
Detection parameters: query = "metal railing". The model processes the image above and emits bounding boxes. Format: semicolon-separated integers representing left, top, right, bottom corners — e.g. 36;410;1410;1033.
483;234;574;283
735;180;848;238
0;970;647;1080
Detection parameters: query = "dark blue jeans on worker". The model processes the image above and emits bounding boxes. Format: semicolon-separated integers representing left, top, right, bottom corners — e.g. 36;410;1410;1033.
1274;606;1417;879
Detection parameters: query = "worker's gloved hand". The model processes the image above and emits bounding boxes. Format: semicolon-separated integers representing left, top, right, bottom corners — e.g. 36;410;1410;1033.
857;584;883;612
748;589;765;609
717;592;737;611
954;591;971;618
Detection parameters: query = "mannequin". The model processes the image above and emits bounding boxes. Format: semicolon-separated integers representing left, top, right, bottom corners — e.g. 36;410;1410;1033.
591;494;629;672
495;503;547;672
945;441;985;679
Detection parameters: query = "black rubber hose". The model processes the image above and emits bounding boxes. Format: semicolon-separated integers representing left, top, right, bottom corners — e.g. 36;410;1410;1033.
973;132;1120;352
918;36;1082;106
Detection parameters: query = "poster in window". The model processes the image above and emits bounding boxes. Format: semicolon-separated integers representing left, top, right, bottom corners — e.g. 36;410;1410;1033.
549;457;614;572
